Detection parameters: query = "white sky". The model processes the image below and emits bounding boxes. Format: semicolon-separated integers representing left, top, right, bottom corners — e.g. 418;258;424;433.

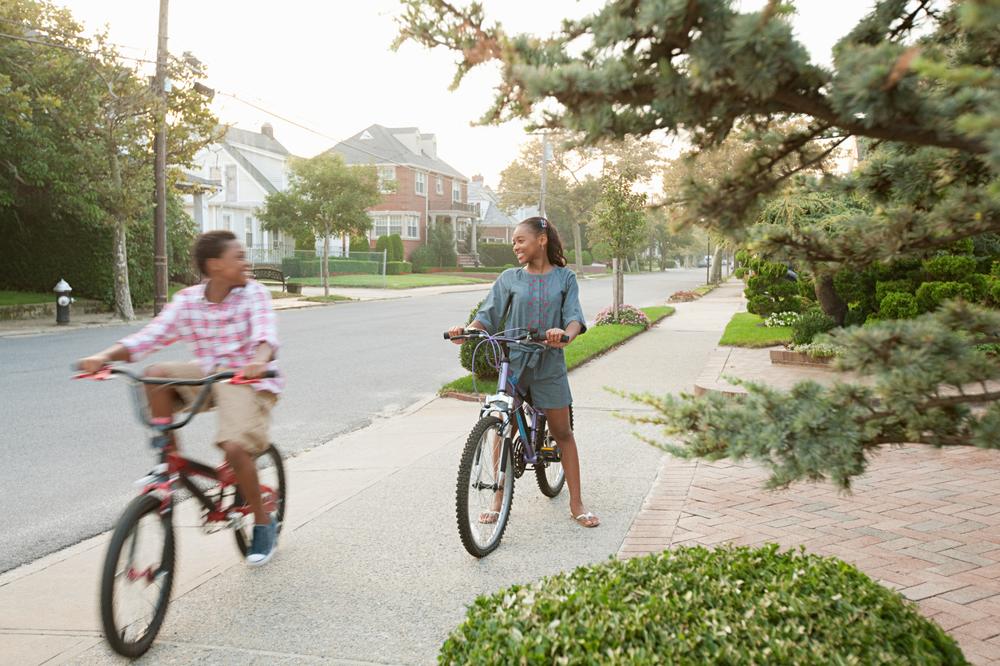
53;0;880;188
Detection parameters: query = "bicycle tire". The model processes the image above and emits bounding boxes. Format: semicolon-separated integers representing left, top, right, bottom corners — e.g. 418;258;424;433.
100;493;175;658
234;444;287;556
456;415;514;558
535;404;572;497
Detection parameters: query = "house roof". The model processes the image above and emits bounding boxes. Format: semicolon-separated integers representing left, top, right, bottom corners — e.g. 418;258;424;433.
225;126;289;156
328;124;468;181
222;144;279;195
469;180;517;228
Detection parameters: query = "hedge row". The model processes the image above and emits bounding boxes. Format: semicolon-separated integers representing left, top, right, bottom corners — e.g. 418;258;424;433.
281;257;381;278
386;261;412;275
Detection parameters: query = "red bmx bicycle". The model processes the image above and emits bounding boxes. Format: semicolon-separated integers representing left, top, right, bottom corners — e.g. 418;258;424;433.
75;366;286;658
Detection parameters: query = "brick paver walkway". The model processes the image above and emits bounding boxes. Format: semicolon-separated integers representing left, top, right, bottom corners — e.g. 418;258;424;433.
621;436;1000;663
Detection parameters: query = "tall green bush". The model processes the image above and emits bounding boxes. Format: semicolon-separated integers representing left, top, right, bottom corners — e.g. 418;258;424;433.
388;234;405;262
349;235;371;253
879;292;919;319
439;545;966;665
743;257;802;316
477;243;517;267
427;224;458;268
375;235;391;259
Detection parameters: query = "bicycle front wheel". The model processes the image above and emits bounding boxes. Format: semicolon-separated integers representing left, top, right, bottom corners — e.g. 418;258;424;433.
456;415;514;558
100;493;175;658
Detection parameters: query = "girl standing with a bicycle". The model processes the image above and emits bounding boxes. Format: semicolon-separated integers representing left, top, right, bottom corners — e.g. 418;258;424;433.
448;217;599;528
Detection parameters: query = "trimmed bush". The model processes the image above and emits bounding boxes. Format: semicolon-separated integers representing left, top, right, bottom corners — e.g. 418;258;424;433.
879;291;919;319
477;244;517;267
388;234;405;262
744;258;802;316
594;304;651;328
280;257;381;278
874;279;913;307
375;235;391;259
915;281;975;312
565;249;593;266
460;298;506;380
409;245;434;273
385;261;412;275
349;236;371;253
439;545;966;665
791;308;836;345
922;254;977;282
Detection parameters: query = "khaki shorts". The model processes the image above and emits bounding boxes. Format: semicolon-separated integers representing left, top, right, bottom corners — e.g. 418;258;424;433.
152;362;277;455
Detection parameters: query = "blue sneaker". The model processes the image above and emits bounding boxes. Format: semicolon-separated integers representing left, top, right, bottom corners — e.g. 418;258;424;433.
246;518;277;567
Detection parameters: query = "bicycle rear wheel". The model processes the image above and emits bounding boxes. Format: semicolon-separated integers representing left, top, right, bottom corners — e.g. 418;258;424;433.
234;444;287;556
456;415;514;558
100;493;175;658
535;405;571;497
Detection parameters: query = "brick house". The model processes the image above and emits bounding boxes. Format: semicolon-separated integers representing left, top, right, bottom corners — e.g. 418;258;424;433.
468;175;517;245
327;125;479;261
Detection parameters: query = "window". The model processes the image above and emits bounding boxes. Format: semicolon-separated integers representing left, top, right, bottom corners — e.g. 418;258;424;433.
209;166;221;181
224;165;237;202
377;166;396;193
370;213;420;240
414;171;427;196
452;181;462;203
436;176;443;195
222;214;232;231
245;216;254;247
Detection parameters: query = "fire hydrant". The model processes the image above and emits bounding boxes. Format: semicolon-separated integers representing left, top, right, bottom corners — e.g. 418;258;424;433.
54;279;73;325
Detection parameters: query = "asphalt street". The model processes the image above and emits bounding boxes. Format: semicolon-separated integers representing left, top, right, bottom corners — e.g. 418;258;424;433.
0;269;706;572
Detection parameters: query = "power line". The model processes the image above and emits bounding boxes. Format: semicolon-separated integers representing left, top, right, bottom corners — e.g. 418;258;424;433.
0;16;155;59
0;30;159;66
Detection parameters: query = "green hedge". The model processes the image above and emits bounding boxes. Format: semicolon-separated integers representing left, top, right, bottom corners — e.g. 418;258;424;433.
439;544;967;665
915;280;976;312
281;257;381;278
879;291;919;319
386;261;412;275
477;244;517;267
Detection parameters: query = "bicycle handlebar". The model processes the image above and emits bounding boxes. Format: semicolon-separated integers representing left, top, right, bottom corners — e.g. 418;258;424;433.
443;330;570;344
73;365;277;384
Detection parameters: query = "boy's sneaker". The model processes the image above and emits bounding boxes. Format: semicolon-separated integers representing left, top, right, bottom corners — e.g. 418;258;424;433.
246;517;277;567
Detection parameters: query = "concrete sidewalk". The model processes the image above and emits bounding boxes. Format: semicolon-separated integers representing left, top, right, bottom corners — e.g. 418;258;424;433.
0;284;743;664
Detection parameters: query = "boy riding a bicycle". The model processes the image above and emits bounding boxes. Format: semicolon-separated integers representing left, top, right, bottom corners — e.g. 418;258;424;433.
77;230;284;566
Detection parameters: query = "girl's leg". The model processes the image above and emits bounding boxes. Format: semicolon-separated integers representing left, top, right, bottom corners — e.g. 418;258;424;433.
544;406;599;527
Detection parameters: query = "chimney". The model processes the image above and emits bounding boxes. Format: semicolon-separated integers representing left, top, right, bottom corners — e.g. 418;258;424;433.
261;122;274;139
472;174;484;185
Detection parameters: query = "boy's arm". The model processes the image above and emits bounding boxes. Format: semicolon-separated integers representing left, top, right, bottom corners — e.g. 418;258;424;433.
78;343;131;373
243;285;279;379
77;296;183;372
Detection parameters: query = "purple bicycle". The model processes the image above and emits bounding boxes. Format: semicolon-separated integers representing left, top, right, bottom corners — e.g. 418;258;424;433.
443;328;571;557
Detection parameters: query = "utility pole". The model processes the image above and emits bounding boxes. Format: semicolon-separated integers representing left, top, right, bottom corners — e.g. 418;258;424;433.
706;238;711;285
539;132;550;218
152;0;169;315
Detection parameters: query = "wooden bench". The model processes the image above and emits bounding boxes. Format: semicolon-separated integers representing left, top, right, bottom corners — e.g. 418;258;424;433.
251;266;287;292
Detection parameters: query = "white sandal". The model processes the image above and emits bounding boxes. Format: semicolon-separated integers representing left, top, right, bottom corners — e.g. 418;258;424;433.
572;512;600;528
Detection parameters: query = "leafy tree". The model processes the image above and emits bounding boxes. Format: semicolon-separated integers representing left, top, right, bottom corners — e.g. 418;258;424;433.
0;0;215;318
590;173;648;316
397;0;1000;487
260;154;382;296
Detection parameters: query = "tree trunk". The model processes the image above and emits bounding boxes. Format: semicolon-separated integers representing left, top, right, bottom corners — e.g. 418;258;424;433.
710;246;724;283
112;218;135;321
814;272;847;326
107;134;134;321
573;222;583;275
612;257;621;317
322;231;330;297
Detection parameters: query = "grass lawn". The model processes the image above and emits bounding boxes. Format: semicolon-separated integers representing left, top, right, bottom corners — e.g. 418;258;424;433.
291;274;491;289
718;312;792;347
0;290;55;306
441;305;675;395
303;294;353;303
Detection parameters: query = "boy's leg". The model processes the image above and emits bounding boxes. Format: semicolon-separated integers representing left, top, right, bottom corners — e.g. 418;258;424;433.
144;362;205;446
214;385;277;526
219;442;268;525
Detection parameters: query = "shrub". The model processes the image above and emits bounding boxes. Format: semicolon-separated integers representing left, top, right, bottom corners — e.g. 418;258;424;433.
791;308;837;345
427;224;458;268
439;545;966;665
409;245;434;273
668;290;699;302
594;304;651;328
565;249;593;266
879;291;919;319
922;254;977;282
874;279;914;307
374;235;391;259
385;261;412;275
965;272;989;300
388;234;405;262
590;241;611;264
477;244;517;267
743;258;803;316
349;236;371;253
280;258;380;278
915;281;976;312
986;276;1000;305
460;299;507;380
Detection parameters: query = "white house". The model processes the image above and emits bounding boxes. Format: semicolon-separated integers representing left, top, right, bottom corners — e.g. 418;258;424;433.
181;123;297;265
468;175;517;244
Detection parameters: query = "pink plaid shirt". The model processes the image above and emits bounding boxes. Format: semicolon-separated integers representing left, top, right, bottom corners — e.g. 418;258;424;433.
120;280;283;394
